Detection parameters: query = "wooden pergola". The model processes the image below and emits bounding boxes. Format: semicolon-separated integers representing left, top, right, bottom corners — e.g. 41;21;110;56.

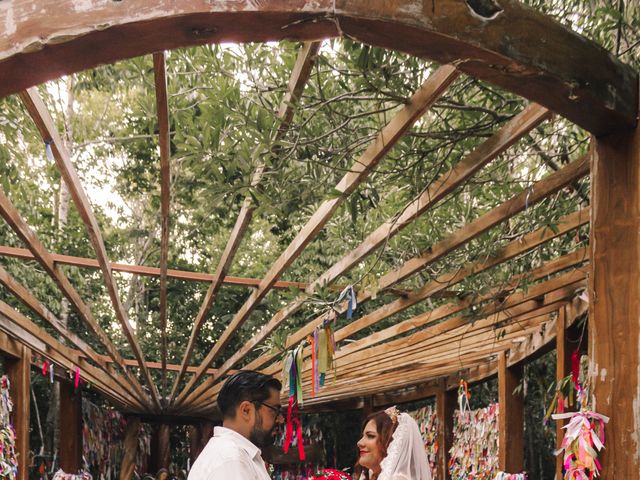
0;1;638;479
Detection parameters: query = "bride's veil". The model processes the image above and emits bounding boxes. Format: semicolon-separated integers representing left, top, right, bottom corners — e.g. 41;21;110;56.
378;413;432;480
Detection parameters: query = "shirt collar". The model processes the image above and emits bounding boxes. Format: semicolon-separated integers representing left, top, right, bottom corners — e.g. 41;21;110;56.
214;426;261;459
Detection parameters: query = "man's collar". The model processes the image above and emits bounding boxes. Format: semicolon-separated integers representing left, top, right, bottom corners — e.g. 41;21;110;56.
214;426;261;458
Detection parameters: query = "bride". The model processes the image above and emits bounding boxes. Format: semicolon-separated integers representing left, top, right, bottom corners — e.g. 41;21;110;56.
354;407;433;480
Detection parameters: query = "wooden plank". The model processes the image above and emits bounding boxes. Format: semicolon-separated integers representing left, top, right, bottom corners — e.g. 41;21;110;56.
20;87;161;411
59;382;82;473
175;65;461;407
4;344;30;480
0;1;636;134
0;244;311;289
589;126;640;479
179;100;552;409
0;264;143;402
0;302;140;410
498;351;524;472
153;51;171;397
168;41;321;403
0;186;149;408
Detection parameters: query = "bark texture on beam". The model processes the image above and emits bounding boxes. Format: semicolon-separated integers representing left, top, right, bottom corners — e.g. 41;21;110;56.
0;0;636;134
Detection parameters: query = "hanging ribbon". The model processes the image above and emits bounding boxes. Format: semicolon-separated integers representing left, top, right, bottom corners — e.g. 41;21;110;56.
74;367;81;390
308;335;316;398
45;140;54;162
42;361;50;377
336;285;357;320
457;379;470;413
50;364;55;384
283;388;305;460
571;349;580;388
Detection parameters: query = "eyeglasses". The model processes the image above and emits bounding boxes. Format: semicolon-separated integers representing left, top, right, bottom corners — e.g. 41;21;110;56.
258;401;283;418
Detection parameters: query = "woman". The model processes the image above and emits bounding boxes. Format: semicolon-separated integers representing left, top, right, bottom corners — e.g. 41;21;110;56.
354;407;432;480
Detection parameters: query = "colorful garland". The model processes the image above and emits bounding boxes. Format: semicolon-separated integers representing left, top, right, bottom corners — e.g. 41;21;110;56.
0;376;18;480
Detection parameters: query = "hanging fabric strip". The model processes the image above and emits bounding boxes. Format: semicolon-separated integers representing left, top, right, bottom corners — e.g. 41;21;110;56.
45;140;54;162
309;335;316;398
74;367;81;390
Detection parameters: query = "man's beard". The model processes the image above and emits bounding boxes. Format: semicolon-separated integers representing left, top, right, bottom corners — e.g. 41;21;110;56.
249;413;273;448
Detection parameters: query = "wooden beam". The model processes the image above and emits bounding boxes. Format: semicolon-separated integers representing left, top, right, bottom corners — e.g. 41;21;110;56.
589;125;640;479
0;186;149;408
59;382;82;473
0;244;312;289
0;301;140;410
4;344;30;480
179;101;552;409
0;264;144;404
20;87;161;411
498;351;524;472
153;50;171;398
0;1;636;134
168;41;321;403
175;65;460;407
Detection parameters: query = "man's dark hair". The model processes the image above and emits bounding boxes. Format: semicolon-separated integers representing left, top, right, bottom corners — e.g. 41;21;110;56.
217;370;282;419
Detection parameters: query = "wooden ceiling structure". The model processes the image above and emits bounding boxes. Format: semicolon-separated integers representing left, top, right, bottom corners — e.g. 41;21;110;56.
0;1;638;479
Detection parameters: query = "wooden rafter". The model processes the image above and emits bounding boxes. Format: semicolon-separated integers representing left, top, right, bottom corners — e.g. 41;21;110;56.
178;102;554;408
20;87;162;411
168;41;321;403
189;208;588;410
245;146;587;376
0;265;146;409
0;245;310;289
0;186;150;408
0;301;140;410
153;51;171;397
174;64;461;407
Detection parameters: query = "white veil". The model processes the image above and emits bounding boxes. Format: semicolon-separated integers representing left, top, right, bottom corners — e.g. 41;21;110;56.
378;412;432;480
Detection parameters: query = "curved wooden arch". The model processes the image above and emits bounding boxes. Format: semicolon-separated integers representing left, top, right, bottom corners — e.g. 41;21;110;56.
0;0;637;135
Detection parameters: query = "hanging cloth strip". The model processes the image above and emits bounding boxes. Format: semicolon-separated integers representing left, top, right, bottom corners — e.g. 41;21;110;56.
283;394;305;461
552;410;609;480
457;379;470;413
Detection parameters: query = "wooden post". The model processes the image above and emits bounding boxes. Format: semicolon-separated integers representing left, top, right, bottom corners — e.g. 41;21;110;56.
498;351;524;472
189;425;201;465
59;381;82;473
556;304;579;479
590;124;640;478
157;424;170;472
436;379;456;480
119;417;141;480
200;421;213;451
5;345;31;480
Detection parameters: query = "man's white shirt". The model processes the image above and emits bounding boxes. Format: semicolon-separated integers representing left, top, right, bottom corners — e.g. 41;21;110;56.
188;426;271;480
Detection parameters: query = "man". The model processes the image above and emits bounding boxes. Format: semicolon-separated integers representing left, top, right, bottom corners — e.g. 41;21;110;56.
188;370;283;480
